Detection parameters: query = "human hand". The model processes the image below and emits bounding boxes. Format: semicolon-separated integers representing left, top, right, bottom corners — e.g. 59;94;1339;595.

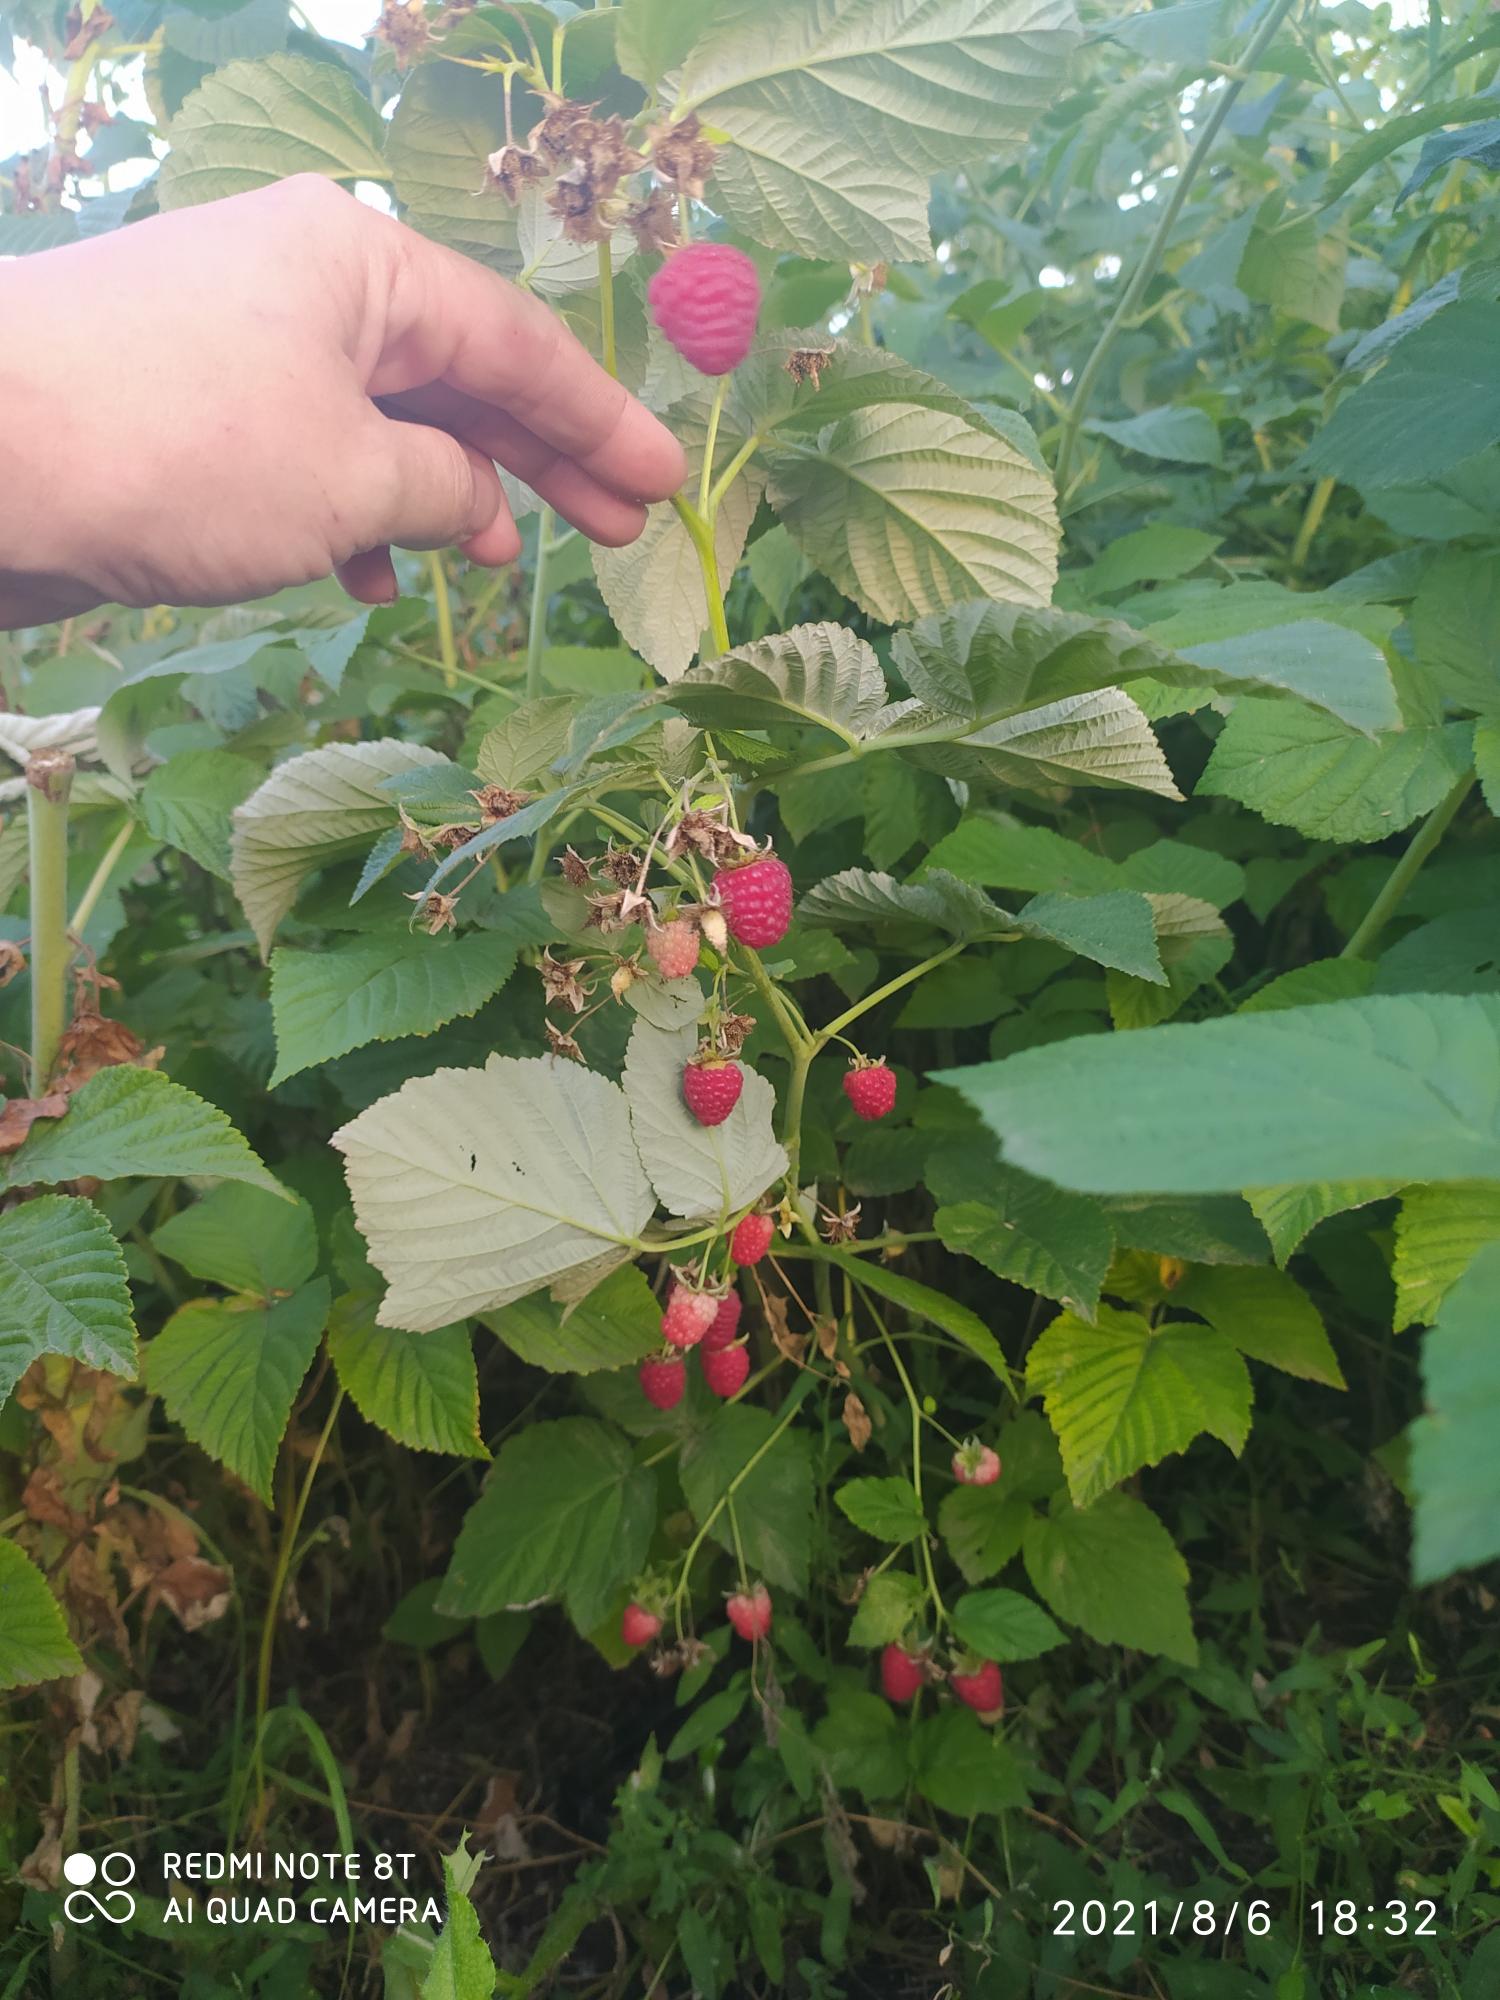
0;174;687;629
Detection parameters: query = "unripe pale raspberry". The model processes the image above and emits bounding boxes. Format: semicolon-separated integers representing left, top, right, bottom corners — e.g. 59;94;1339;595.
843;1061;897;1122
951;1659;1004;1719
881;1644;925;1703
661;1284;719;1349
714;855;793;950
621;1601;662;1647
683;1059;743;1126
648;241;761;376
703;1289;742;1351
701;1341;749;1399
647;918;701;981
730;1212;775;1266
639;1353;686;1410
953;1440;1002;1486
726;1581;773;1640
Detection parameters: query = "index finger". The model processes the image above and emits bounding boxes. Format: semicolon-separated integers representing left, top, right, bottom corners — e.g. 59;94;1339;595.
367;216;687;504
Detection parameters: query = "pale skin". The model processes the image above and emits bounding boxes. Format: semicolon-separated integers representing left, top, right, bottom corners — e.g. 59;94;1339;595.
0;173;688;631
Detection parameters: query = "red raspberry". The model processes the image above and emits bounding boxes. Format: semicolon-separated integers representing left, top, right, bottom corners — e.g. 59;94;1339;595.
952;1440;1002;1486
662;1284;719;1348
951;1660;1004;1719
683;1059;743;1126
726;1582;773;1641
730;1212;775;1266
880;1644;925;1704
701;1341;749;1399
647;241;761;376
703;1289;742;1351
843;1061;897;1122
621;1602;662;1648
646;917;700;981
714;855;792;950
638;1353;686;1410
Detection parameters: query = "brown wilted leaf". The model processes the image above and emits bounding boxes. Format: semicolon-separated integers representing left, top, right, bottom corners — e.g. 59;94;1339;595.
785;343;837;388
815;1318;840;1362
763;1292;809;1365
0;1089;67;1155
0;939;25;987
52;1009;161;1092
150;1558;231;1631
23;1464;87;1534
841;1392;872;1453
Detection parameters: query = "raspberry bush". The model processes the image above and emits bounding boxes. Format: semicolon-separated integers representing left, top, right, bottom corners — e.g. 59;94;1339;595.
4;0;1500;1992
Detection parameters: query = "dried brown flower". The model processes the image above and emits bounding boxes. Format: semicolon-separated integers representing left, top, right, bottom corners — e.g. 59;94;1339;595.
648;114;717;200
559;846;592;888
406;890;459;934
373;0;429;68
538;949;592;1014
485;143;545;203
544;1021;585;1063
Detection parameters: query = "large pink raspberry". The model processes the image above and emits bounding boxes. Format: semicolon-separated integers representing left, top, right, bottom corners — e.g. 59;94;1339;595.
714;856;792;950
648;242;761;376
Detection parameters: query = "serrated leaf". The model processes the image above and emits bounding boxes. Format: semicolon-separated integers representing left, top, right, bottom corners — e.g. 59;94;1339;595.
764;402;1058;622
1106;893;1231;1031
139;749;262;879
929;1147;1113;1316
835;1475;927;1543
7;1068;282;1196
622;1019;787;1222
1198;701;1472;844
1176;1267;1346;1387
675;0;1078;263
1305;302;1500;489
951;1587;1065;1662
475;698;578;789
1393;1182;1500;1330
1238;958;1377;1013
938;995;1500;1192
680;1402;814;1591
847;1571;926;1647
1026;1303;1251;1506
333;1057;657;1332
1023;1491;1196;1664
269;931;517;1086
0;1195;137;1406
483;1262;662;1374
938;1484;1032;1585
327;1293;486;1458
1019;890;1164;981
425;1838;496;2000
1410;1242;1500;1583
1176;621;1399;736
232;739;446;956
825;1250;1014;1385
912;1707;1028;1813
159;54;389;208
902;686;1182;801
797;865;1002;939
0;1540;83;1691
1086;406;1222;465
144;1281;329;1502
1245;1179;1396;1264
438;1418;656;1630
153;1183;317;1298
383;59;520;266
664;623;890;745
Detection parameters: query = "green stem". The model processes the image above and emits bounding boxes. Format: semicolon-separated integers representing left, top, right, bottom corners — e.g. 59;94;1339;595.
1341;770;1476;960
26;751;74;1094
782;1043;813;1199
671;495;731;658
1053;0;1302;494
68;814;133;938
874;1310;945;1626
1289;475;1336;573
252;1388;344;1820
597;237;617;378
706;433;762;515
818;939;968;1048
698;374;729;515
428;551;458;688
524;506;555;698
671;1378;813;1631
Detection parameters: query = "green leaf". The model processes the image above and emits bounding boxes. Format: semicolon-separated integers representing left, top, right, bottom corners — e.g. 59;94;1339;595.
1392;1183;1500;1330
950;1587;1065;1662
384;59;520;265
1175;1266;1346;1387
675;0;1078;263
835;1476;927;1543
159;54;389;208
939;995;1500;1192
1197;701;1472;844
1321;92;1500;203
1023;1491;1196;1664
815;1690;906;1800
332;1056;657;1332
929;1151;1113;1317
825;1250;1014;1386
912;1708;1028;1815
1026;1304;1251;1506
1019;890;1164;982
144;1281;329;1502
327;1295;486;1458
680;1403;814;1592
1238;958;1377;1013
438;1418;656;1631
1245;1179;1395;1264
139;749;262;879
617;0;703;87
269;931;518;1086
7;1067;283;1197
938;1483;1032;1584
0;1540;83;1691
622;1019;788;1222
1070;524;1222;598
1410;1243;1500;1583
475;697;577;789
1106;893;1231;1031
153;1182;318;1298
232;739;447;956
423;1838;496;2000
0;1196;137;1407
1411;549;1500;717
903;687;1182;801
666;1685;749;1761
797;866;1002;940
664;622;891;745
1238;208;1346;332
1305;302;1500;489
1175;622;1399;736
1085;406;1222;465
847;1571;926;1647
763;402;1059;625
483;1263;662;1374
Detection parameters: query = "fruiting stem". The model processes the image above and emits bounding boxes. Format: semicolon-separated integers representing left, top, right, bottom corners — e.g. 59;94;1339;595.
698;374;728;515
873;1306;945;1626
428;551;458;688
597;237;617;378
1341;770;1475;961
68;813;133;937
817;940;967;1049
706;433;762;515
670;494;731;657
524;505;555;698
1289;474;1336;573
26;751;74;1095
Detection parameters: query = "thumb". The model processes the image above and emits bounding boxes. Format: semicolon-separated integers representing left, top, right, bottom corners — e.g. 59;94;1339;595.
367;415;510;553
